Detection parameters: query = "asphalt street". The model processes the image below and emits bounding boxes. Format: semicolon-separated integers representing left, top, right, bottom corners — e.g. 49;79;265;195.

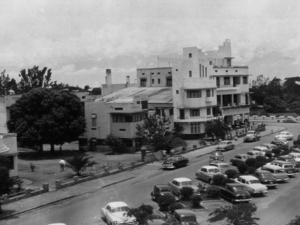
2;122;300;225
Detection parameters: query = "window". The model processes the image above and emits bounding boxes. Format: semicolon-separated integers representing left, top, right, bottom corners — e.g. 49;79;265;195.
199;64;202;77
137;101;140;104
142;73;145;75
151;72;154;75
189;71;192;77
158;72;160;75
158;79;160;84
187;90;201;98
92;118;97;127
189;53;192;58
212;90;214;97
191;123;201;134
226;70;228;72
152;79;154;84
224;77;230;85
209;61;212;65
168;72;172;74
119;129;126;131
176;69;178;71
112;115;125;123
205;67;207;77
169;108;173;116
215;70;218;72
166;78;172;86
190;109;200;117
115;108;123;110
82;96;86;99
243;76;248;84
207;107;211;115
235;70;238;72
206;90;211;97
176;90;179;94
140;79;147;87
141;101;148;109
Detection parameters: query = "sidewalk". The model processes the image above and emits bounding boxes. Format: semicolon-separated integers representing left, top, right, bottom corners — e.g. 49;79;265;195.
0;124;285;220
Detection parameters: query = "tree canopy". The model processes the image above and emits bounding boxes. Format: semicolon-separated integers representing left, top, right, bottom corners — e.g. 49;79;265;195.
205;118;230;140
0;157;13;195
7;88;86;152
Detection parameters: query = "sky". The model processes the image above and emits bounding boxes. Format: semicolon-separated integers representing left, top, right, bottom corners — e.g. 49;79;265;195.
1;0;300;87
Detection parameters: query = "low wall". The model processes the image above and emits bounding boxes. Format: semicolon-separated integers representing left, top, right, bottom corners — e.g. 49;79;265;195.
250;115;300;122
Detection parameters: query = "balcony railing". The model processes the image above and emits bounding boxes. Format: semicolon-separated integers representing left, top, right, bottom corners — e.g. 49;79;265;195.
206;97;213;102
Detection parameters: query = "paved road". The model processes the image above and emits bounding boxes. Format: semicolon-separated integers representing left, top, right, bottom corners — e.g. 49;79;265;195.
2;122;300;225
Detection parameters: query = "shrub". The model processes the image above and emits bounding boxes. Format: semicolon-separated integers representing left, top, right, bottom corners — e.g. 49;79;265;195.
237;162;249;174
245;158;256;167
168;203;184;214
247;166;257;174
193;144;197;149
277;145;289;152
157;194;177;211
272;148;281;156
224;169;239;179
206;186;220;199
104;134;127;154
230;159;244;167
197;181;209;192
180;187;194;200
212;174;226;186
222;178;235;186
293;140;300;146
265;152;273;158
256;156;267;162
199;139;207;146
192;195;202;208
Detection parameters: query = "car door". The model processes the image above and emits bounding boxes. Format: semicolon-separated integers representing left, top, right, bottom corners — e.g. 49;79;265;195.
178;157;184;167
198;168;207;181
153;186;160;200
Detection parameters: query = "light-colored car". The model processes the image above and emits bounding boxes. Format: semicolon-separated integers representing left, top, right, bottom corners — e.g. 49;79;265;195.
247;150;263;158
101;201;138;225
275;131;294;140
253;146;269;156
289;152;300;162
167;177;200;196
234;175;268;195
216;141;235;152
283;119;296;123
209;162;238;174
244;134;260;142
195;166;225;184
274;136;289;145
174;210;198;225
247;130;261;138
260;143;277;151
261;165;290;182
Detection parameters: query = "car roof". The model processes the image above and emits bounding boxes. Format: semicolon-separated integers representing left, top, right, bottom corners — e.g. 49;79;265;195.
290;152;300;155
239;175;259;181
272;160;293;164
210;162;229;166
255;146;268;149
278;155;293;159
174;209;196;216
155;184;171;188
226;183;245;187
173;177;192;182
248;150;260;153
262;164;283;170
255;170;272;174
263;143;276;146
236;154;248;157
107;201;128;208
202;165;219;169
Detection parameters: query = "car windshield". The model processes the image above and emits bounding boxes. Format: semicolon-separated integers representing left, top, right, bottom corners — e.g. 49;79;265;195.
168;157;178;161
160;188;171;192
249;180;260;184
181;216;196;222
220;141;228;145
111;206;130;213
285;165;293;168
208;169;220;173
232;186;247;191
181;181;192;186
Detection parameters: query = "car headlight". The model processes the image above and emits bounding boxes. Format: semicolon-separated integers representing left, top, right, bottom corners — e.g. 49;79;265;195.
113;221;118;225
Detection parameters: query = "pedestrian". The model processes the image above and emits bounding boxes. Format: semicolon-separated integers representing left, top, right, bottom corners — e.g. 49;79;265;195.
59;159;66;172
162;150;167;161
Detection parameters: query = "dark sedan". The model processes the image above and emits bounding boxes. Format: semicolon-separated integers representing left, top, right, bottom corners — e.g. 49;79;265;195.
219;183;252;203
244;134;260;142
151;184;179;201
252;170;278;188
162;155;189;169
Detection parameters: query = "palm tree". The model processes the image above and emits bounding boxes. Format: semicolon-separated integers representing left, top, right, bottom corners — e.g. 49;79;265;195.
65;154;97;176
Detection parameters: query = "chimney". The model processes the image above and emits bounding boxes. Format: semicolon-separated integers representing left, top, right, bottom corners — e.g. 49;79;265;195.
106;69;112;86
126;76;130;84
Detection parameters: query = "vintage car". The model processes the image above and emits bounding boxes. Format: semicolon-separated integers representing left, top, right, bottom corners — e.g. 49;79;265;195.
219;183;252;203
209;162;238;174
291;146;300;153
230;154;248;166
252;170;278;188
167;177;200;197
275;131;294;140
246;130;261;138
234;175;268;195
253;146;270;156
209;151;225;164
260;143;277;151
101;201;138;225
271;160;298;177
216;141;235;152
244;134;260;142
173;209;198;225
162;155;189;169
271;139;289;147
289;152;300;163
246;150;262;158
261;165;290;182
195;166;225;184
151;184;179;201
283;119;296;123
278;155;300;169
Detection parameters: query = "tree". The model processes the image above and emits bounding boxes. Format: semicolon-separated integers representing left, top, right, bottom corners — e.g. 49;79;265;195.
266;77;283;98
127;204;154;225
263;96;287;113
250;84;268;105
286;216;300;225
208;203;259;225
104;134;127;154
0;157;13;195
0;70;11;95
18;66;53;93
136;114;185;152
283;77;300;97
205;118;230;140
65;154;97;176
7;88;86;152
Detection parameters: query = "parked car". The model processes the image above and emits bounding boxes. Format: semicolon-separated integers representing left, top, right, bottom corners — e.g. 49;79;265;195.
162;155;189;169
275;131;294;140
195;166;225;184
244;134;260;142
247;150;262;158
219;183;252;203
230;154;248;166
253;146;270;156
151;184;179;201
101;201;138;225
271;139;289;147
289;152;300;163
234;175;268;195
252;170;278;188
209;162;238;174
216;141;235;151
283;119;296;123
173;209;198;225
291;146;300;153
278;155;300;169
260;143;277;151
247;130;261;138
167;178;200;197
261;165;289;182
271;160;298;177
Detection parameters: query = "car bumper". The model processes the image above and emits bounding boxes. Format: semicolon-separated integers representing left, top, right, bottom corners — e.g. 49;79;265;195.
276;177;289;182
287;173;297;177
234;198;252;202
162;164;175;169
253;190;268;194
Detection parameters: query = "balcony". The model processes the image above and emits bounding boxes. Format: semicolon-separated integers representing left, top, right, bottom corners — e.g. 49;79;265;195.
206;97;213;103
219;103;250;109
176;115;215;122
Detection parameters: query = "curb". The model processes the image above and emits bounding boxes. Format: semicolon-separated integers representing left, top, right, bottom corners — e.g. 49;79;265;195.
0;176;135;220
